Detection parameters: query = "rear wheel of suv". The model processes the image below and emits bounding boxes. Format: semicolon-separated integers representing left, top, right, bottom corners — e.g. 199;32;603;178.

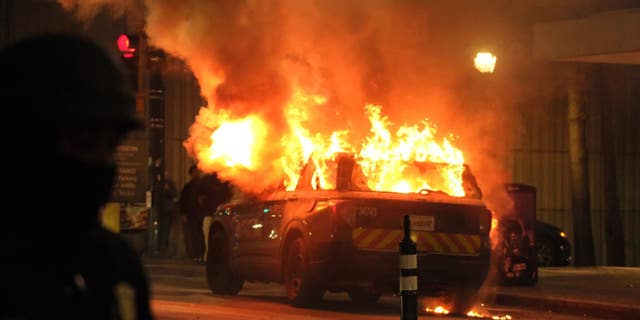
347;287;382;305
206;231;244;295
283;237;324;307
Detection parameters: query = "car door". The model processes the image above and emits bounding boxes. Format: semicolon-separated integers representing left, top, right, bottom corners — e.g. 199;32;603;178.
231;203;263;269
250;199;286;278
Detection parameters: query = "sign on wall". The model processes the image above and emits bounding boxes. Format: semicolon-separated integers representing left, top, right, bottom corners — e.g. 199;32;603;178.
112;137;149;203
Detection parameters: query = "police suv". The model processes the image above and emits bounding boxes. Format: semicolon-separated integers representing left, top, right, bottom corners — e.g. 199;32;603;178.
204;154;492;311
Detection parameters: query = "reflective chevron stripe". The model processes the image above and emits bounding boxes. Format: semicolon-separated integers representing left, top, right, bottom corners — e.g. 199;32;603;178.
352;227;481;255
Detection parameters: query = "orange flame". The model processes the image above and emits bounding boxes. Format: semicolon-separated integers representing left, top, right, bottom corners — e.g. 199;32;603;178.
189;89;467;197
426;306;450;315
358;105;465;196
205;115;267;169
467;309;512;319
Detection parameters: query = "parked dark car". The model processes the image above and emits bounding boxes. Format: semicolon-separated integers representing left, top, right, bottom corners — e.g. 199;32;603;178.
535;221;572;267
204;154;492;312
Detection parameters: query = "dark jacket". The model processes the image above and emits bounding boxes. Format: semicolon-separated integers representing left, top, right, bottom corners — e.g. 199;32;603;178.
179;178;204;219
199;173;232;215
155;177;178;216
3;224;152;319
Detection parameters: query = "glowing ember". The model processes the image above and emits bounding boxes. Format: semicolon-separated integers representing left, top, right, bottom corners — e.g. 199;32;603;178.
467;310;484;318
426;306;450;315
466;309;512;319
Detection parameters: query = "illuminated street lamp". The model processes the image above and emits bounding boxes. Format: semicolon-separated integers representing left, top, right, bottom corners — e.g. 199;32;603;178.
474;52;497;73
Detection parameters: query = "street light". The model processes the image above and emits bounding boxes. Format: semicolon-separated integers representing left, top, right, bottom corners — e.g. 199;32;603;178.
474;52;497;73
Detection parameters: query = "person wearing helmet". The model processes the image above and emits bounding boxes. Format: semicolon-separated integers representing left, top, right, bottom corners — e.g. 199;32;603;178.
0;34;152;319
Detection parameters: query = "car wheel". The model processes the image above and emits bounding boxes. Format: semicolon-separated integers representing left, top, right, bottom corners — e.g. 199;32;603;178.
283;237;324;307
347;287;382;305
536;238;555;267
206;231;244;295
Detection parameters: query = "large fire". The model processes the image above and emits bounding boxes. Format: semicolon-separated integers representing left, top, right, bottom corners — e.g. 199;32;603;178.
55;0;513;202
189;88;466;197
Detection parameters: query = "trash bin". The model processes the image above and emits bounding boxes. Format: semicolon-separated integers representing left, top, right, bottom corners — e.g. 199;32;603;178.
495;183;538;286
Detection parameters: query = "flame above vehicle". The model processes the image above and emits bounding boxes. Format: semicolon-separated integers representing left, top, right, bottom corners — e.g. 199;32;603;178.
187;89;466;197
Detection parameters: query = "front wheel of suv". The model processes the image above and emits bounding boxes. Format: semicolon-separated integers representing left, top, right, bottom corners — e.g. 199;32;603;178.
283;237;324;307
206;231;244;295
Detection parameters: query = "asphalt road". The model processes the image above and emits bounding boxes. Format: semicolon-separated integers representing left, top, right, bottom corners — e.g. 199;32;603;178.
146;259;607;320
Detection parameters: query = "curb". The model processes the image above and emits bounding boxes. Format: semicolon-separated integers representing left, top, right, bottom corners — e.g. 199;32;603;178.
495;293;640;320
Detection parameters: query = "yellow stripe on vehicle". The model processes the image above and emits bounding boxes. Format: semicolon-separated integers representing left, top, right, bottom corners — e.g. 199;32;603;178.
469;235;481;249
352;228;481;255
455;234;475;254
359;229;385;248
419;232;444;253
375;230;402;250
352;227;365;240
436;232;461;253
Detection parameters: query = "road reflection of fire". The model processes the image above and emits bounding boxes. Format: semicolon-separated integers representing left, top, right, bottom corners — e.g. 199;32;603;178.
466;308;512;320
423;304;512;319
425;305;450;315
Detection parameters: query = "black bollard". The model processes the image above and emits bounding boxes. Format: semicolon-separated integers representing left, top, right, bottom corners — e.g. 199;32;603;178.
400;215;418;320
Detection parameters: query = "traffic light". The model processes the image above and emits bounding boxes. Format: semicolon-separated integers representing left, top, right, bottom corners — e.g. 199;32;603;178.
117;33;140;92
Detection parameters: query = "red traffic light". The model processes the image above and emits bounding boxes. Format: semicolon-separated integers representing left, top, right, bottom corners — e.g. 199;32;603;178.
117;34;136;58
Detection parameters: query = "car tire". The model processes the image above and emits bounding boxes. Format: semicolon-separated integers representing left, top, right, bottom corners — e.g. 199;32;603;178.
206;231;244;295
283;237;324;307
536;238;556;267
347;287;382;305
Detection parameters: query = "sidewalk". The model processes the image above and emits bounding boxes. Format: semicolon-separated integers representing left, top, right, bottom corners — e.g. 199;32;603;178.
489;267;640;319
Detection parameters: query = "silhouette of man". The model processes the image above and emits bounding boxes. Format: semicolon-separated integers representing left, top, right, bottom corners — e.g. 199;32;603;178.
0;34;152;319
155;170;178;254
179;164;205;262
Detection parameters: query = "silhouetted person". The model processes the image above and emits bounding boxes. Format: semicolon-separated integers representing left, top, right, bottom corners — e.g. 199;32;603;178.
200;172;232;218
179;165;204;261
0;34;152;319
154;170;178;254
197;172;233;260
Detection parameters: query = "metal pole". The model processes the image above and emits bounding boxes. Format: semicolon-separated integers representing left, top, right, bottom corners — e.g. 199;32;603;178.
400;215;418;320
148;46;165;255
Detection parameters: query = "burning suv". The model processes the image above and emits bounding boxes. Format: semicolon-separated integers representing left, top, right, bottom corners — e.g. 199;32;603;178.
204;153;492;310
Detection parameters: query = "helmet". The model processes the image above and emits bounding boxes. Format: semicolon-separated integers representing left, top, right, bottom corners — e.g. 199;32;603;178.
0;34;143;131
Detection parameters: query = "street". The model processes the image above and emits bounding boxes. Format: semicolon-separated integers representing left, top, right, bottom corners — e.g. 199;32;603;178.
146;259;607;320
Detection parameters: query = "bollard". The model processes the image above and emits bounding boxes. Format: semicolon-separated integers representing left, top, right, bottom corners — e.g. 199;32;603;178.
400;215;418;320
